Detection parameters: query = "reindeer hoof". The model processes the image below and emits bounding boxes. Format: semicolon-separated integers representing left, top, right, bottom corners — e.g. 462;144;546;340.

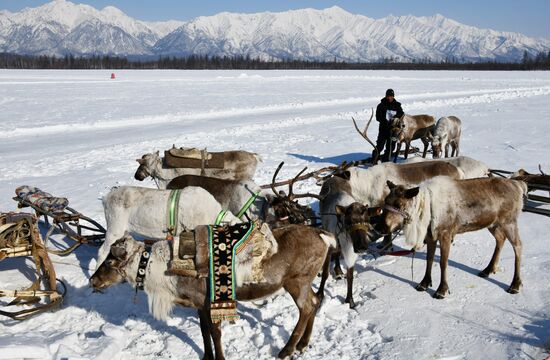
334;273;345;281
477;270;490;278
433;287;448;299
415;284;427;292
415;281;431;292
278;347;295;359
296;341;309;353
507;286;521;294
345;298;356;309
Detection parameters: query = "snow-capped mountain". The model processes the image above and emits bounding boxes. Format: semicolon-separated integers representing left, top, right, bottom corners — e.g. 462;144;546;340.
1;1;549;62
0;0;183;56
156;6;550;62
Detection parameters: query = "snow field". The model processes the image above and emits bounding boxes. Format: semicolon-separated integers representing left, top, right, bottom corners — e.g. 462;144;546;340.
0;70;549;360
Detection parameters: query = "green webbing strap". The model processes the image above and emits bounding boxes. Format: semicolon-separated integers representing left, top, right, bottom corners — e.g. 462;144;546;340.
214;210;227;226
168;189;182;236
236;192;261;220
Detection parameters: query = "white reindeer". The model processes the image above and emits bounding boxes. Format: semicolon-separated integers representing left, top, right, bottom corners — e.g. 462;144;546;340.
431;116;462;158
404;155;490;179
98;186;240;268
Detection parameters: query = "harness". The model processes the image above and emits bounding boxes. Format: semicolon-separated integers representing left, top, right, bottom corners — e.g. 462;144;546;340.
236;191;261;220
166;189;182;240
383;204;411;224
166;190;261;241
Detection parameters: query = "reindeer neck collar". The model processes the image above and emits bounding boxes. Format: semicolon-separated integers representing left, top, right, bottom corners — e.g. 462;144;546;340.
134;243;153;291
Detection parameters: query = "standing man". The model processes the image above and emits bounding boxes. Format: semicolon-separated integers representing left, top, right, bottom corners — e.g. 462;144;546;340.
375;89;404;162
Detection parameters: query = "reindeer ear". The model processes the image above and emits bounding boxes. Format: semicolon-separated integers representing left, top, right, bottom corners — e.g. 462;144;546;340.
335;205;346;216
404;187;420;199
335;171;351;180
387;181;397;190
155;150;160;156
111;237;128;260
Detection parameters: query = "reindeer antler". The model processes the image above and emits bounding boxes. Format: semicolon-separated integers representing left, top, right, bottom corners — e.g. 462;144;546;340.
267;163;324;200
539;164;546;176
352;108;379;162
271;162;285;196
288;166;308;200
287;166;325;200
261;165;337;189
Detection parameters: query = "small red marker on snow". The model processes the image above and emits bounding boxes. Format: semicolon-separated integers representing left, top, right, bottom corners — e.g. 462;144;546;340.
111;73;116;79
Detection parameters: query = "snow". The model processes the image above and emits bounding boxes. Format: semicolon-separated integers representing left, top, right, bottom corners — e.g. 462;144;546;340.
0;69;549;359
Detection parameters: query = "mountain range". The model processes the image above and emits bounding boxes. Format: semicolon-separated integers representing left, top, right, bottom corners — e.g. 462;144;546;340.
1;0;549;62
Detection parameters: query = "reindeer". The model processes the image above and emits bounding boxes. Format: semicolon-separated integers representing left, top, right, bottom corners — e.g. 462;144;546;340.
390;114;435;161
134;150;261;189
379;177;527;299
320;160;461;307
352;110;435;163
166;162;321;228
404;155;490;179
511;165;550;189
98;186;241;269
431;116;462;158
91;225;337;360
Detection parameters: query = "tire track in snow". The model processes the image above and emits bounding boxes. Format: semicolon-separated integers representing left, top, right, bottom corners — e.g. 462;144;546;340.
2;85;550;140
2;85;550;181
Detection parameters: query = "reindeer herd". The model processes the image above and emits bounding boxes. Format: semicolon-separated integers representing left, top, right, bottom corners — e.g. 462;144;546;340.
89;109;530;360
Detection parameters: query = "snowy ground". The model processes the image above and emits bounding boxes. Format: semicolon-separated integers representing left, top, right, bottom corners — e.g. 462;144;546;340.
0;70;549;360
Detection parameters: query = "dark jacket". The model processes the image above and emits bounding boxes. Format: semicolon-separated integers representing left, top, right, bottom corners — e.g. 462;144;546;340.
376;97;404;125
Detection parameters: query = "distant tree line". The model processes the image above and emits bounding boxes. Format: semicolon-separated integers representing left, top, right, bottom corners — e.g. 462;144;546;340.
1;51;550;70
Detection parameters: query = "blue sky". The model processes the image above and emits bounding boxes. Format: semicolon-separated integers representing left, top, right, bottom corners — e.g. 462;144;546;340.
2;0;549;38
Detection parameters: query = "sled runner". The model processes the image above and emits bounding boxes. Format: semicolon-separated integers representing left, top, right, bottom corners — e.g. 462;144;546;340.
0;212;65;320
13;186;106;255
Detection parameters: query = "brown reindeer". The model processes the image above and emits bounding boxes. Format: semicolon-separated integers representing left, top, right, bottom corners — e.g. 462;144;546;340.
91;225;336;360
511;166;550;189
320;160;461;307
390;114;435;161
378;177;527;299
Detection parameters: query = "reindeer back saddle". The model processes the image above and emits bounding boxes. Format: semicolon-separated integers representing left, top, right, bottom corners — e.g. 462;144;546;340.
164;147;225;170
169;221;278;322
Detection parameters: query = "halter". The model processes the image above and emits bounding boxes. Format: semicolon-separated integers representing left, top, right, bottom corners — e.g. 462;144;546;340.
383;204;411;224
390;117;405;141
349;223;372;235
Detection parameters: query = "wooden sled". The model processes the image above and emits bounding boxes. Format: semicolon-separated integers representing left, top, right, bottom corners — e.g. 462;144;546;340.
13;188;106;256
0;212;65;320
490;169;550;217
